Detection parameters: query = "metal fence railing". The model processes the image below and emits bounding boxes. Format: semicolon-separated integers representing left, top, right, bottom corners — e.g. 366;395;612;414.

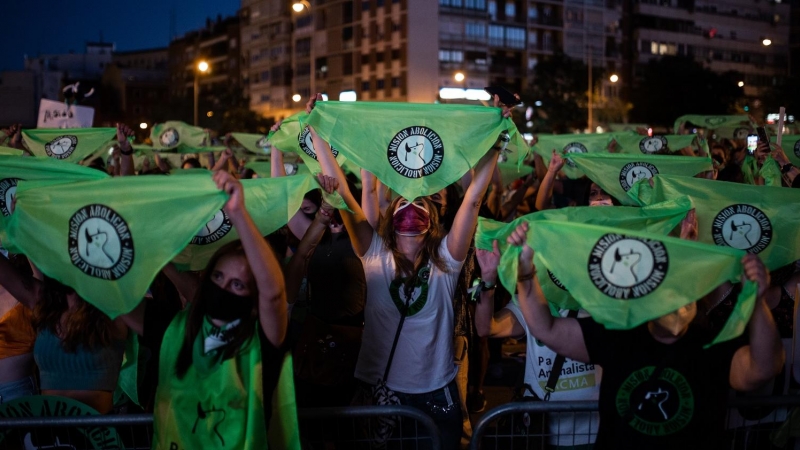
1;397;799;450
468;396;800;450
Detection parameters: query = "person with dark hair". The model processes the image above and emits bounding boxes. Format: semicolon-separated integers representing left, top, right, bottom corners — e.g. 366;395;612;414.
181;157;202;170
151;170;287;449
309;93;512;449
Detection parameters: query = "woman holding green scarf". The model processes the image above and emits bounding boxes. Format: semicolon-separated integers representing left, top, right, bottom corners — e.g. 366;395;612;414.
152;170;288;450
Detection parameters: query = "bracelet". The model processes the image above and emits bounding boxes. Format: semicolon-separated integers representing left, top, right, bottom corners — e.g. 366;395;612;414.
480;279;497;292
120;146;133;156
517;271;536;281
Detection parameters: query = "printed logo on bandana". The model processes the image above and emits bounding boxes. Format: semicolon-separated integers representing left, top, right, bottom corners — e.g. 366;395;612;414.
191;209;232;245
588;234;669;299
704;117;727;127
256;136;270;151
298;127;339;160
619;162;659;192
733;127;749;140
547;269;567;291
45;135;78;159
638;136;667;154
616;366;694;436
159;127;180;148
0;178;18;217
711;204;772;253
562;142;587;167
68;204;134;280
793;141;800;159
193;403;228;446
387;126;444;179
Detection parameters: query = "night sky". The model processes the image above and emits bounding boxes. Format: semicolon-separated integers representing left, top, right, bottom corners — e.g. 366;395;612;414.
1;0;239;72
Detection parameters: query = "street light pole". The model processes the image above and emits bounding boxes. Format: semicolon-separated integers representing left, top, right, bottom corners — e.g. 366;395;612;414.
193;60;209;126
587;46;593;133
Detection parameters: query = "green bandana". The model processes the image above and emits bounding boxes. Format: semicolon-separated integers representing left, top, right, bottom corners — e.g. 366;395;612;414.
150;121;209;151
532;133;613;179
673;115;754;134
231;133;271;155
611;133;698;155
22;128;117;163
267;111;348;173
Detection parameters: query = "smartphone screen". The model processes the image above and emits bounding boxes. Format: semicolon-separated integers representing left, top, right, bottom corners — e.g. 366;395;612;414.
746;135;758;154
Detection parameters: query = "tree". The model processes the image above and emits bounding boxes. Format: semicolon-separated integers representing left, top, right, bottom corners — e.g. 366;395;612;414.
523;51;604;133
629;56;744;127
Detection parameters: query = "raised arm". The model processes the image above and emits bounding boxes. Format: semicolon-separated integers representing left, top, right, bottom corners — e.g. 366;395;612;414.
510;222;590;362
534;150;564;211
213;170;287;347
161;263;201;308
116;124;136;176
475;240;524;338
307;94;373;256
361;169;381;229
729;254;784;391
0;254;41;309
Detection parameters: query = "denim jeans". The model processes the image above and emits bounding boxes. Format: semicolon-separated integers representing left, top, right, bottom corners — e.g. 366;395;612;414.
0;376;36;404
395;380;462;450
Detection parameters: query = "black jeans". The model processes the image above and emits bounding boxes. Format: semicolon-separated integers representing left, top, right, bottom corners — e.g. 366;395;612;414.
395;380;462;450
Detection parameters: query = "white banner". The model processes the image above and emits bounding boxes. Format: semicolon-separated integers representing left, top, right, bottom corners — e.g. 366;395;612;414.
36;99;94;128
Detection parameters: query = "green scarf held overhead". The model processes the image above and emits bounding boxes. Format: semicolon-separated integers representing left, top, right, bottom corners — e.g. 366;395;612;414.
150;121;209;150
305;101;527;200
6;173;229;318
517;220;756;346
173;174;318;271
153;311;300;450
779;134;800;167
476;197;692;311
612;133;698;155
673;115;754;134
569;153;712;205
741;155;782;187
268;111;348;173
497;162;534;187
532;133;613;179
244;161;312;178
0;155;110;250
231;132;271;154
0;146;23;156
629;174;800;270
22;128;117;162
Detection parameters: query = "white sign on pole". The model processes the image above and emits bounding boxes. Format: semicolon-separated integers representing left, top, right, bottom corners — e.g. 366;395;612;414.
36;99;94;128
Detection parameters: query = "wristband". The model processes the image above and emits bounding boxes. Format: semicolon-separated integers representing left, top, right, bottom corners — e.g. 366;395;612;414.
120;146;134;156
517;271;536;282
781;163;794;174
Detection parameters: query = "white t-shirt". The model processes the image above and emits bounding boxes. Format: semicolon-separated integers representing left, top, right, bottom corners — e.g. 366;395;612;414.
506;302;601;446
355;231;463;394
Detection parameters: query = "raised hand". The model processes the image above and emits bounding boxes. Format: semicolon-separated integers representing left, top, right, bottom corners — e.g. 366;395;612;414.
476;240;501;278
679;209;698;241
507;222;535;278
742;254;770;300
213;170;245;217
316;173;339;195
493;94;518;118
305;93;324;114
549;149;565;173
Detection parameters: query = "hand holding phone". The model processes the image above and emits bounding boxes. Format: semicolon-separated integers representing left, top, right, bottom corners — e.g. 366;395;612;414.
484;86;522;106
746;134;758;155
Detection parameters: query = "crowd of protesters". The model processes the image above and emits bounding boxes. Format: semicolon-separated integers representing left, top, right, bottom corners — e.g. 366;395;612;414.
0;95;797;450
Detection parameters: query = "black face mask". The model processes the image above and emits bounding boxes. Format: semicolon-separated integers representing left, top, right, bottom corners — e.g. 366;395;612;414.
200;279;254;322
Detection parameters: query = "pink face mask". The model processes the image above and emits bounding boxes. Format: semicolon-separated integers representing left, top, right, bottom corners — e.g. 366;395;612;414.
393;201;431;236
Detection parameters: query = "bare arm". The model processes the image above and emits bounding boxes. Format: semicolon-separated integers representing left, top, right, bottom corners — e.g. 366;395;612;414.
729;254;785;391
116;124;136;177
154;153;171;173
484;166;504;219
0;255;41;309
534;150;564;211
509;222;590;362
307;94;373;256
361;169;381;229
475;241;524;338
447;148;499;261
212;148;233;172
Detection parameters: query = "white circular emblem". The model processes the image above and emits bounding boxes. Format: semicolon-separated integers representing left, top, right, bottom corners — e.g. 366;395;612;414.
159;127;180;148
0;178;18;217
45;135;78;159
711;204;773;253
68;204;134;280
562;142;588;167
619;162;659;192
588;234;669;299
704;117;727;127
298;127;338;160
638;136;667;154
547;269;567;291
733;127;749;140
387;126;444;178
191;209;232;245
255;136;271;154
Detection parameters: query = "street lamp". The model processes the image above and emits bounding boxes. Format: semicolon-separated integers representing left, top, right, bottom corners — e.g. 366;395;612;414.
139;122;148;130
762;38;772;46
292;94;302;102
454;72;465;83
194;60;210;126
609;74;619;83
738;81;745;87
292;0;315;101
292;0;310;12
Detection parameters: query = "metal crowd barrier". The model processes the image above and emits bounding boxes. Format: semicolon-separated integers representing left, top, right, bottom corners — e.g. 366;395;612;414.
2;397;799;450
0;406;441;450
469;396;800;450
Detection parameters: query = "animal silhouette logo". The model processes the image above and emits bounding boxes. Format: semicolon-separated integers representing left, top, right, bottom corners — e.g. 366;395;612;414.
159;128;179;148
191;209;232;245
0;178;18;217
589;234;669;298
616;367;694;436
192;402;227;446
638;388;670;420
638;136;667;154
44;135;78;159
562;142;588;167
620;162;658;191
298;126;339;160
712;205;772;253
387;126;444;179
68;204;135;280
